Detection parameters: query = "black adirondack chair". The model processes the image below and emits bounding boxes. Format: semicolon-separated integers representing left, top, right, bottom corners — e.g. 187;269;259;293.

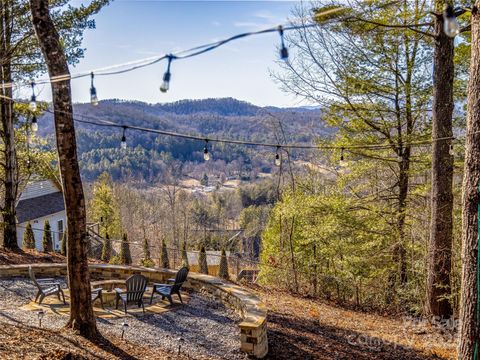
115;274;148;314
150;267;189;305
64;275;104;309
91;288;104;309
29;266;65;305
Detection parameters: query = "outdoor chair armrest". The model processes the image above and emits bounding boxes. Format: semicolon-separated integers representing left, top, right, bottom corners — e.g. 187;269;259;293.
39;282;61;287
114;288;124;294
166;278;175;283
37;278;56;282
153;283;172;288
91;288;102;293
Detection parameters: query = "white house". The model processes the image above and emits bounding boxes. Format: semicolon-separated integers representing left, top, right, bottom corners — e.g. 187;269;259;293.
16;179;66;251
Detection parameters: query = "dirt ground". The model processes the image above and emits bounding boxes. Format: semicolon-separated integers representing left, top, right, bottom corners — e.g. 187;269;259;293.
0;322;187;360
246;285;456;360
0;248;103;265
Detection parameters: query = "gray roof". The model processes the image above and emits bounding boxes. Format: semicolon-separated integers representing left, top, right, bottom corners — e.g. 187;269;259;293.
16;192;65;223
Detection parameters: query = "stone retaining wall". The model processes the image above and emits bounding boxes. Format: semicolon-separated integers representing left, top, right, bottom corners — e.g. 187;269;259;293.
0;263;268;358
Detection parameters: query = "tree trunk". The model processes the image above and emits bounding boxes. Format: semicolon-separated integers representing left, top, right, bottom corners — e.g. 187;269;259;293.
29;0;97;338
458;3;480;358
0;0;18;250
397;155;409;285
427;8;454;319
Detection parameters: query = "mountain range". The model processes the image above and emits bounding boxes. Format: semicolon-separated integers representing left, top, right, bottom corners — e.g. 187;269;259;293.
38;98;330;182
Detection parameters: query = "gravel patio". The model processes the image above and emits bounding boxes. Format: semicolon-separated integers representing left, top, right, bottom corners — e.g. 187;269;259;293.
0;278;248;360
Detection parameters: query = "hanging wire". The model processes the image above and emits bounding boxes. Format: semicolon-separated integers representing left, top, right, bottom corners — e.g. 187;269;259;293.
0;1;403;91
37;107;455;151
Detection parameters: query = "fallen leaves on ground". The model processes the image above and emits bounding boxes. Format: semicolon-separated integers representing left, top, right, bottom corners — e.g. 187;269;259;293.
0;322;188;360
244;284;455;360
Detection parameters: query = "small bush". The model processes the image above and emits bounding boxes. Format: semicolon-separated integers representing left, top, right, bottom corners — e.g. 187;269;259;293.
23;222;36;250
101;233;112;262
140;258;155;268
181;241;189;269
119;233;132;265
218;248;229;280
159;239;169;268
60;232;67;256
109;255;121;265
42;220;53;253
199;245;208;274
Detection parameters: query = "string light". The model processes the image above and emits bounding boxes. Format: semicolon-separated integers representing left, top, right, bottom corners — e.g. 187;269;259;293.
160;55;174;93
0;1;404;93
278;25;289;60
449;144;454;156
29;82;37;111
443;4;460;38
203;139;210;161
120;126;127;150
90;72;99;106
40;106;455;153
397;148;403;162
339;147;347;167
275;146;281;166
31;115;38;133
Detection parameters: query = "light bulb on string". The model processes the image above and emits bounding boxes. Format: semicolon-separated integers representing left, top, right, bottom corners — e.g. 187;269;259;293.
203;140;210;161
275;146;282;167
160;55;174;93
90;72;99;106
31;115;38;133
449;144;454;156
29;82;37;112
339;147;347;167
397;148;403;162
120;126;127;150
443;5;460;38
278;25;289;60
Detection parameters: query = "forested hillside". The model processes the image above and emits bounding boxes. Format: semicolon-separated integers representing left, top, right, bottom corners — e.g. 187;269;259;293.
38;98;326;182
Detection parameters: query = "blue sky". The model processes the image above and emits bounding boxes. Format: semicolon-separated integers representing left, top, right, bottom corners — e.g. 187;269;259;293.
36;1;309;107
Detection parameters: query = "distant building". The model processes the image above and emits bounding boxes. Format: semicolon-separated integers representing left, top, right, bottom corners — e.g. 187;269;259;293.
15;179;66;251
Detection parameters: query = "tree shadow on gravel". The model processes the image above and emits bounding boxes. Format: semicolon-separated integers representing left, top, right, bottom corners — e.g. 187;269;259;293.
91;334;140;360
266;311;445;360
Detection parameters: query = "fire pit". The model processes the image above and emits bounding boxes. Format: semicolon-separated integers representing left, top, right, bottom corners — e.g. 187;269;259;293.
91;279;126;307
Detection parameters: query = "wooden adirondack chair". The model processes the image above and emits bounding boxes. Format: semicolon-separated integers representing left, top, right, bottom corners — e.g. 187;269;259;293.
115;274;148;314
150;267;189;305
29;266;65;305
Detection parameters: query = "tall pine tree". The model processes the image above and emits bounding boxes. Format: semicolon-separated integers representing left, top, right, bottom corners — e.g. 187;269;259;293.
119;233;132;265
